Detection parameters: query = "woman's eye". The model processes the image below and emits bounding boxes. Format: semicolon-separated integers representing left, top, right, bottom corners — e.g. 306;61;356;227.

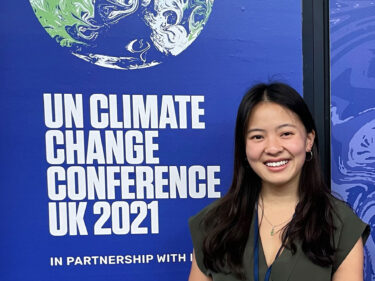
281;132;293;137
250;135;263;140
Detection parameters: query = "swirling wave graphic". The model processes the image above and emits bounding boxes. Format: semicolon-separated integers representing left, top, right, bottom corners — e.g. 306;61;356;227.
330;1;375;280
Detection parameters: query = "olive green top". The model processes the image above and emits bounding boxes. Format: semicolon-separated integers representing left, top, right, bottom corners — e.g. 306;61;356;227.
189;197;370;281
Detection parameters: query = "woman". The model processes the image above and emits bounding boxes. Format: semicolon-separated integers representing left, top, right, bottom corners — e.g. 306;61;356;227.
188;83;370;281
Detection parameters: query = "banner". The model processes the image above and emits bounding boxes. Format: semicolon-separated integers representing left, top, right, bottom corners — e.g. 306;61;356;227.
330;1;375;280
0;1;302;280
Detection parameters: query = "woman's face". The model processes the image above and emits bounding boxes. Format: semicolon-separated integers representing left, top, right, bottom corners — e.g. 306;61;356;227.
245;102;315;189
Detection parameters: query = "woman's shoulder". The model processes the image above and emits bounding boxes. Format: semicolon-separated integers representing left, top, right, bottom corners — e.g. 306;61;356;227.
329;194;370;235
188;199;220;231
330;195;355;217
188;199;221;276
329;194;370;272
329;195;365;226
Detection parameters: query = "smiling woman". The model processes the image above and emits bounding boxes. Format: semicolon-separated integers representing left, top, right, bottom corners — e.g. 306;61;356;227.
188;83;370;281
245;102;315;191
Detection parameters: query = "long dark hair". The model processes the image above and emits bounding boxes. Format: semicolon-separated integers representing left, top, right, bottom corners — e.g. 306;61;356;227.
202;83;336;279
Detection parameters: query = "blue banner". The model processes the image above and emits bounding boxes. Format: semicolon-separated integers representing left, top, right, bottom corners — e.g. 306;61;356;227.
0;1;302;280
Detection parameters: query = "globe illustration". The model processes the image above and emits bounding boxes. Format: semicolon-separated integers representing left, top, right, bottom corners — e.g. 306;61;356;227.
29;0;214;70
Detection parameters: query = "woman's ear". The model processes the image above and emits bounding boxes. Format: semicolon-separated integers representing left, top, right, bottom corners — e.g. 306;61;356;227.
306;130;316;151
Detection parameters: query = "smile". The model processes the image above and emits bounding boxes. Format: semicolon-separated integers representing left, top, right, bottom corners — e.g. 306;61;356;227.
265;160;289;167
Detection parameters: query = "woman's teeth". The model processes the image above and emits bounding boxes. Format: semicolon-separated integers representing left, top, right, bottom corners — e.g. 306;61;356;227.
265;160;288;167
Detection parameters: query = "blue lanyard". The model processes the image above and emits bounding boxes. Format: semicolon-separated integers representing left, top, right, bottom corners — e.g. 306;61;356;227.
253;206;283;281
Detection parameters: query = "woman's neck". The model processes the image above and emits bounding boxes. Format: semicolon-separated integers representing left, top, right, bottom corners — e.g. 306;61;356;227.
260;182;299;206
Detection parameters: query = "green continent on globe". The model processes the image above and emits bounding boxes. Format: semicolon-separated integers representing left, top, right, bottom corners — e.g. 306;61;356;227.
30;0;96;47
187;0;213;42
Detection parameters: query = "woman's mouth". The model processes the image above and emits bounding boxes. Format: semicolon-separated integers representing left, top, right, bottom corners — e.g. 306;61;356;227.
264;160;289;167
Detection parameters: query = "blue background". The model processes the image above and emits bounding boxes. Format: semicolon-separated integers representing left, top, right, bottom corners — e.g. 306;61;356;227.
0;1;302;280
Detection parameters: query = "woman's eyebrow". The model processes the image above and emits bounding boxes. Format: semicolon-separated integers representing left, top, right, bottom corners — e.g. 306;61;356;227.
247;124;296;133
277;123;297;129
247;128;265;133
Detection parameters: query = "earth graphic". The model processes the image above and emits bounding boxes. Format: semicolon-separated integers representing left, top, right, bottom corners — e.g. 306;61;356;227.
29;0;214;70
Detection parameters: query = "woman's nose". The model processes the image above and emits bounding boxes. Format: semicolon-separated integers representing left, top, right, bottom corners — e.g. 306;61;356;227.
264;137;283;154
